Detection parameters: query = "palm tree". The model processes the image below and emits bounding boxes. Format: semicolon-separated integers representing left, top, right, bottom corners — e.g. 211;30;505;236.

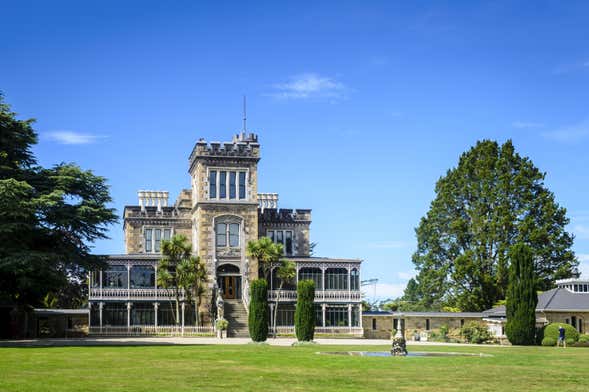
158;234;192;327
272;259;296;338
177;256;208;327
246;237;283;280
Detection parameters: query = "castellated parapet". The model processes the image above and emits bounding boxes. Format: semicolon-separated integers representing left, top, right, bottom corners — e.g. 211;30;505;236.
189;132;260;170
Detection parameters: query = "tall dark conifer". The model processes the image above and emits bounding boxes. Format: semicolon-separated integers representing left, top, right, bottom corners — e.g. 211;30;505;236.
505;243;538;345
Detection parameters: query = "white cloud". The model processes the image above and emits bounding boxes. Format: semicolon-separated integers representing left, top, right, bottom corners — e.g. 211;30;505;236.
46;131;105;145
512;121;544;129
542;119;589;143
268;73;347;100
367;240;410;249
363;283;406;301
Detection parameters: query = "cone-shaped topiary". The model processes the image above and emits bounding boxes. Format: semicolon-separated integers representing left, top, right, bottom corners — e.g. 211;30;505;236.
295;279;315;341
505;243;538;345
248;279;268;342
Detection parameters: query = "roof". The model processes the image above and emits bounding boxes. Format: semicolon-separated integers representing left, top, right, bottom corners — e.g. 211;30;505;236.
393;311;483;318
363;311;393;316
286;256;363;264
33;309;89;316
361;310;482;318
536;288;589;311
483;288;589;316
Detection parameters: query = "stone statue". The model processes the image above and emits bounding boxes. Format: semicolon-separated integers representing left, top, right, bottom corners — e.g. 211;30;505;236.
391;319;408;356
216;288;224;320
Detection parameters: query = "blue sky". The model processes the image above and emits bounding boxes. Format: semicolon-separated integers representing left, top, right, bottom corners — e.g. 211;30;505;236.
2;1;589;300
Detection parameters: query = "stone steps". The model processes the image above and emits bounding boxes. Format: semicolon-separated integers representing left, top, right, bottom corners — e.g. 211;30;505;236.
224;300;249;338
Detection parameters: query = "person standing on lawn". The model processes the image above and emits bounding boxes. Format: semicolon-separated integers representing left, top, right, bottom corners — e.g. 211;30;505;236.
558;325;566;347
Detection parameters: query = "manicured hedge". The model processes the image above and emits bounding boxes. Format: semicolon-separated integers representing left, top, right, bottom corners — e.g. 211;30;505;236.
541;337;556;346
543;323;579;343
248;279;268;342
295;279;315;342
579;334;589;343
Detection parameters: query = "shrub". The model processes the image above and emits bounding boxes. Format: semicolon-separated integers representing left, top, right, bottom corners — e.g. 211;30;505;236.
565;337;576;346
460;321;493;344
579;334;589;343
215;318;228;331
543;323;579;343
541;337;556;346
248;279;268;342
295;279;315;342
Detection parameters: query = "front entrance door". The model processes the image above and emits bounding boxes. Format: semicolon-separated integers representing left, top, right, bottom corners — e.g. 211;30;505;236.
223;276;236;299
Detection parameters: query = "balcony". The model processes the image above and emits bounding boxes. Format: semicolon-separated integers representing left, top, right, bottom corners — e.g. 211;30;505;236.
89;288;183;301
267;290;361;303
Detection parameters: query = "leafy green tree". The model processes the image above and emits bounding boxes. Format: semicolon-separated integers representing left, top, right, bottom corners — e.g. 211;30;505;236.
176;250;208;326
0;95;117;314
411;140;576;311
295;280;315;341
158;235;193;326
248;279;268;342
505;243;538;345
271;259;296;337
246;237;283;280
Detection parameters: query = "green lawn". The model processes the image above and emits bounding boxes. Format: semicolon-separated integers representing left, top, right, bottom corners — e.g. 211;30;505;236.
0;343;587;391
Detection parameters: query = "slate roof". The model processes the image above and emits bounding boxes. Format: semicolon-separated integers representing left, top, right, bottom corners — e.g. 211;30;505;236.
393;311;483;318
483;287;589;317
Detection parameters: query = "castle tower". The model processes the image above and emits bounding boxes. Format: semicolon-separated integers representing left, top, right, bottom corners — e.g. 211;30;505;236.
188;133;260;303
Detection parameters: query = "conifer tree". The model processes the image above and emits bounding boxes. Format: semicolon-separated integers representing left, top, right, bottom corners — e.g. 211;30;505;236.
295;280;315;341
505;243;538;345
248;279;268;342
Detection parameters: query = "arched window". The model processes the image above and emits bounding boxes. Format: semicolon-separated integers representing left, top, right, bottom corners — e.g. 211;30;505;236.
217;264;240;274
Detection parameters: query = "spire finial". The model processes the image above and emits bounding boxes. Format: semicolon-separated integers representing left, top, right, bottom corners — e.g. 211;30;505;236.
242;95;247;133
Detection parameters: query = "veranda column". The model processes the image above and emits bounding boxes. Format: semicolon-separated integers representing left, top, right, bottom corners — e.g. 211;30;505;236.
347;266;351;302
99;270;103;298
322;303;326;328
154;265;158;302
99;302;104;331
126;264;131;298
181;302;185;336
347;304;352;331
126;302;131;332
154;302;159;331
269;303;275;334
321;266;326;301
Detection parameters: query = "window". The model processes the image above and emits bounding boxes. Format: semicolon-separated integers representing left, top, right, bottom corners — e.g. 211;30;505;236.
350;268;360;290
325;306;348;327
216;223;227;247
325;268;348;290
130;266;155;288
163;228;171;241
103;265;127;288
460;319;465;327
299;267;322;290
372;318;377;330
285;231;293;255
219;171;227;198
426;319;430;330
229;223;239;247
229;172;236;199
154;229;162;252
239;172;246;199
267;230;294;255
144;229;152;252
103;303;127;326
209;170;217;199
131;303;154;326
216;222;240;247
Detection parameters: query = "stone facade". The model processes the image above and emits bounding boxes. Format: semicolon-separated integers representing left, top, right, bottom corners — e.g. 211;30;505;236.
88;132;363;336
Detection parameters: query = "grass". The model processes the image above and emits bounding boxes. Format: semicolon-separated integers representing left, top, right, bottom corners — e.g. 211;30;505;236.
1;343;588;391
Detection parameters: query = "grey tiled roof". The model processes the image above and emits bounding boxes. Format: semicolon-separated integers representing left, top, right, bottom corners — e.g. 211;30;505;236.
483;288;589;316
393;311;483;318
